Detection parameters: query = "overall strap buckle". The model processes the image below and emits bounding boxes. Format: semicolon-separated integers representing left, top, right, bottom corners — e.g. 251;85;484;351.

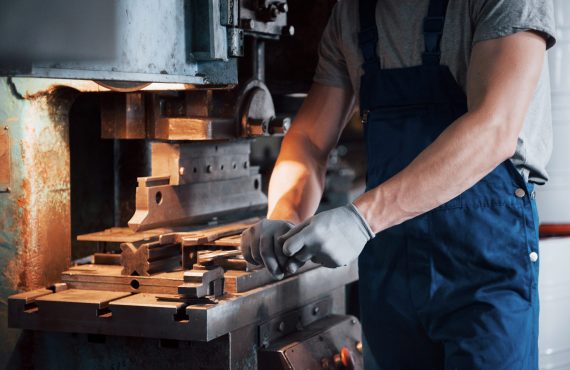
422;0;449;66
358;0;381;72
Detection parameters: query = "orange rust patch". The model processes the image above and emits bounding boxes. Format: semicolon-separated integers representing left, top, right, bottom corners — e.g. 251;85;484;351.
5;89;73;291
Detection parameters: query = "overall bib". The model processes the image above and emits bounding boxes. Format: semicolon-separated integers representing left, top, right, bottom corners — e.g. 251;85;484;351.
357;0;540;369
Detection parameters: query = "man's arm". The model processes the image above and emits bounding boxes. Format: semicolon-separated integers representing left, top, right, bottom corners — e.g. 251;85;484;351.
239;83;354;278
354;31;547;232
267;82;355;223
280;31;548;270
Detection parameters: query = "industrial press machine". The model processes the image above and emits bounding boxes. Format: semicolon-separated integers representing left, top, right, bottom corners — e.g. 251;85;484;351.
0;1;362;369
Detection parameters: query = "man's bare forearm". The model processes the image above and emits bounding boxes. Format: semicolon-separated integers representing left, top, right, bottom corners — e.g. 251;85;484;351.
354;110;517;232
266;83;356;223
354;32;546;233
267;131;328;223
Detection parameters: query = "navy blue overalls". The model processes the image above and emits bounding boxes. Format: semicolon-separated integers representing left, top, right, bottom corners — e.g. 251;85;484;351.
357;0;540;368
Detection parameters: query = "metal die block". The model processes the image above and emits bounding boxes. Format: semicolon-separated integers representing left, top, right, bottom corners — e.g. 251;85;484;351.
9;263;358;342
120;241;181;276
179;266;225;298
223;263;317;293
77;227;173;244
8;288;53;328
128;174;267;231
100;93;146;139
151;141;251;184
152;117;236;141
194;263;358;342
60;265;183;294
10;289;133;334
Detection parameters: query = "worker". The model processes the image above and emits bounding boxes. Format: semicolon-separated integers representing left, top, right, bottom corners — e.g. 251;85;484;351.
241;0;555;368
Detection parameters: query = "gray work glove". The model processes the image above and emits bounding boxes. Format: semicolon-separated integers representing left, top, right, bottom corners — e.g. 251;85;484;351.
240;219;294;280
280;204;375;272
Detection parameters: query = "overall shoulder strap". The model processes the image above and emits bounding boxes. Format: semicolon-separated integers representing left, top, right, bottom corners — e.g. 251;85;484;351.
422;0;450;65
358;0;380;73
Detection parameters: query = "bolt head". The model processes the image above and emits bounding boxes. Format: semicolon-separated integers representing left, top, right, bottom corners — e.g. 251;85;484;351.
283;25;295;36
179;167;185;176
271;7;280;17
242;19;255;30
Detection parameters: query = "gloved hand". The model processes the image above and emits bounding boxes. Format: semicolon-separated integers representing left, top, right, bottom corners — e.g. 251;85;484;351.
240;219;294;280
279;204;375;272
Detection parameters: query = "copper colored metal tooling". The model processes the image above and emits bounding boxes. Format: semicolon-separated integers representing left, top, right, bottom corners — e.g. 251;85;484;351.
158;218;258;245
120;242;180;276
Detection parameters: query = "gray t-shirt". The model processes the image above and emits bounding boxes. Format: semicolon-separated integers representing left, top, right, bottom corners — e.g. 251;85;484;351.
314;0;556;184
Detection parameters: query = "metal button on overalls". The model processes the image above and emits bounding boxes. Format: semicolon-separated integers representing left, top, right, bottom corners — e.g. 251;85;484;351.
356;0;540;369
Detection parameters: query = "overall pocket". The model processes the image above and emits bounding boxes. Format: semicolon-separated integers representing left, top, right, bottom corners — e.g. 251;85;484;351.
426;201;533;305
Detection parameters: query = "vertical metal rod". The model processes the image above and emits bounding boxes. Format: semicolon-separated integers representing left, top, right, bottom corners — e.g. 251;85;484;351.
113;139;121;227
252;39;266;82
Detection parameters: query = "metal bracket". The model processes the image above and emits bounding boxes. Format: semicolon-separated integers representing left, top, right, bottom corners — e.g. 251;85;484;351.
178;265;225;298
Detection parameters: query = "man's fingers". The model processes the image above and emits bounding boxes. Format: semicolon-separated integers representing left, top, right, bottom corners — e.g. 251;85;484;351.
279;219;310;243
291;247;313;263
249;225;263;265
283;232;305;257
260;234;283;279
240;229;256;264
274;233;289;273
285;258;305;274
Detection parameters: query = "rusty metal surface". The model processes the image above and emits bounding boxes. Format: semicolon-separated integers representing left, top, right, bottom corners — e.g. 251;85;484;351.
0;80;74;292
100;93;146;139
0;78;79;367
0;127;10;192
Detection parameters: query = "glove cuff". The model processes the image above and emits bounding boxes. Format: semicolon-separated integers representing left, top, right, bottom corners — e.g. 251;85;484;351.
347;203;376;240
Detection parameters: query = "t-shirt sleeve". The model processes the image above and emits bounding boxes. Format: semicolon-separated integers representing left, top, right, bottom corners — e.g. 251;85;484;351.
313;3;352;89
471;0;556;49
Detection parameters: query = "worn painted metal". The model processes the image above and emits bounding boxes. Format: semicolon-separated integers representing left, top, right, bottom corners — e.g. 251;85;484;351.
5;0;239;85
0;77;91;367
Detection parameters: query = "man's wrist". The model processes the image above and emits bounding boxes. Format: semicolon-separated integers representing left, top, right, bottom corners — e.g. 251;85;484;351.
267;209;300;225
348;203;375;240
